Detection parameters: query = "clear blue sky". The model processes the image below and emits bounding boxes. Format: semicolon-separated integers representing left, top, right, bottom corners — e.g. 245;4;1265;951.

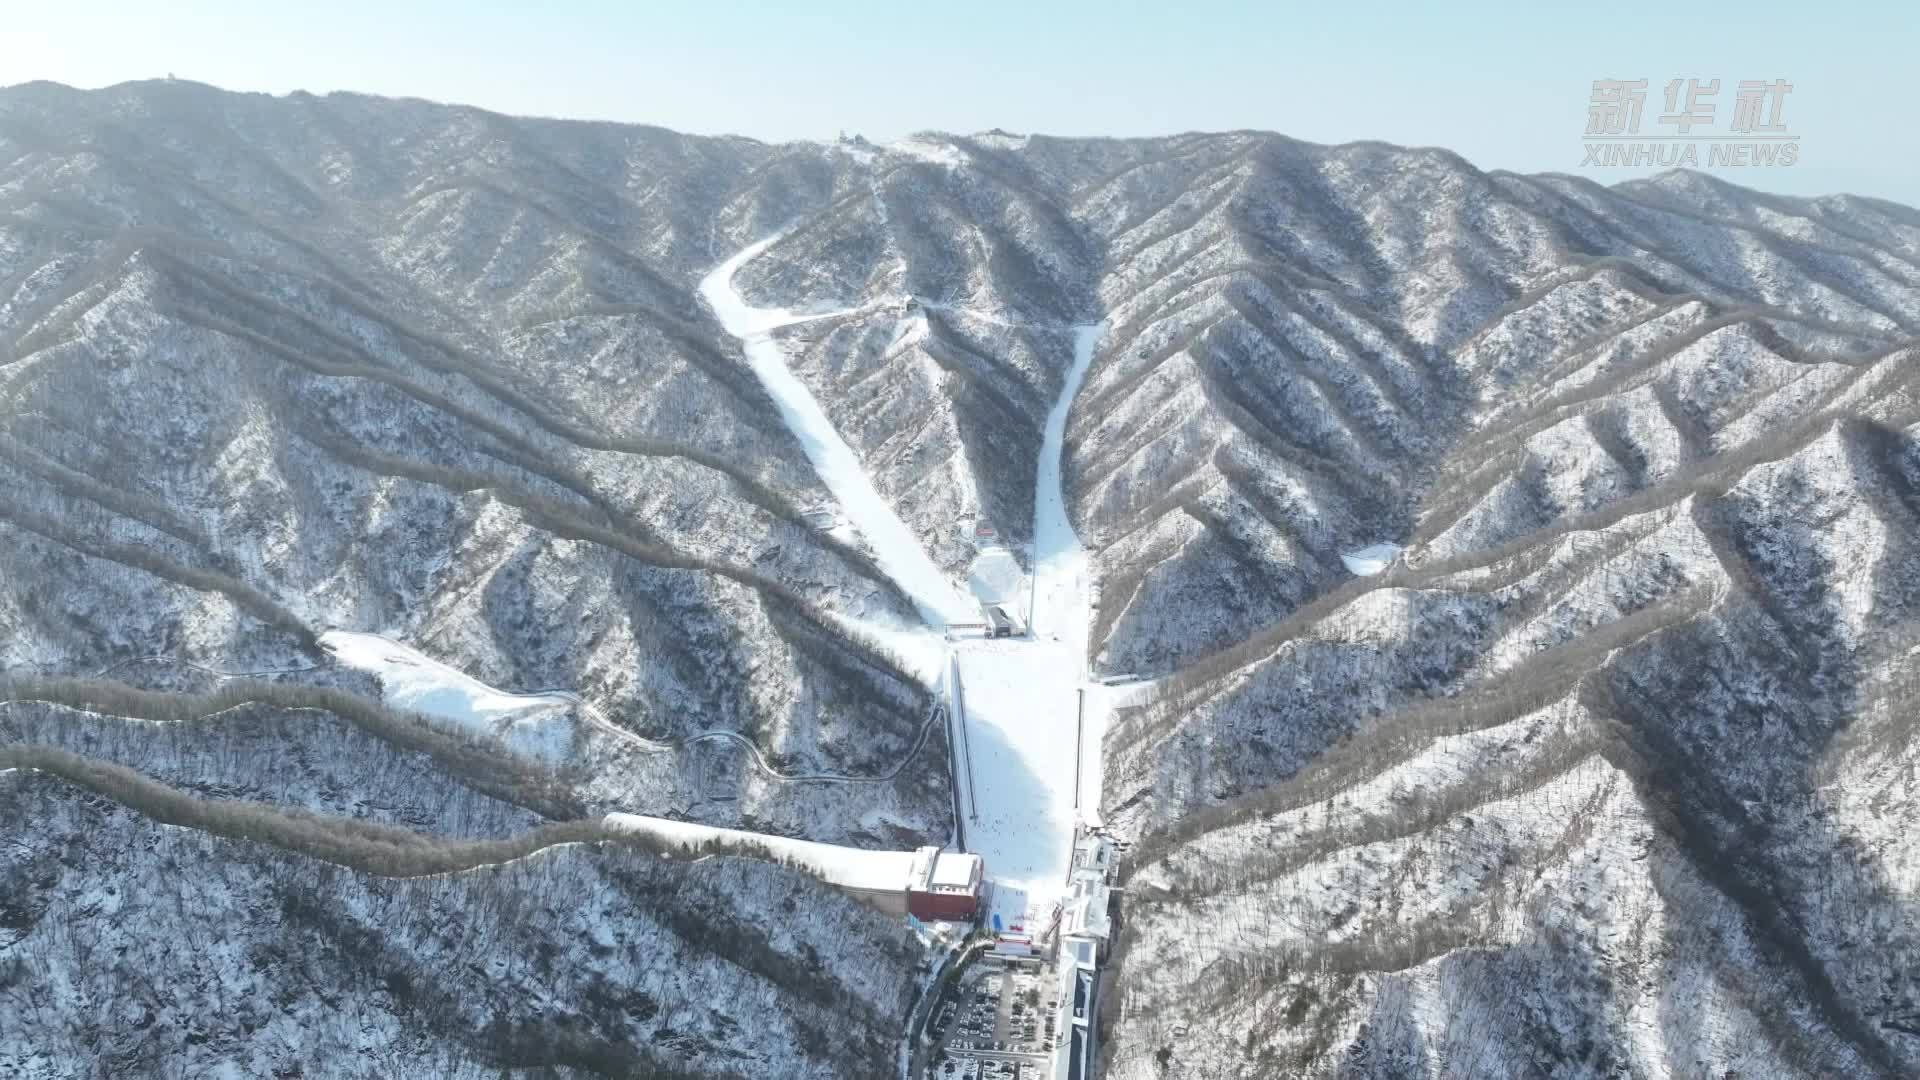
5;0;1913;206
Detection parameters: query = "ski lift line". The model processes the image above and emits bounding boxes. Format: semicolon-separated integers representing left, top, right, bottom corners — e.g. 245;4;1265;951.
1028;560;1040;633
949;652;981;825
88;652;334;680
942;651;971;852
1073;687;1085;811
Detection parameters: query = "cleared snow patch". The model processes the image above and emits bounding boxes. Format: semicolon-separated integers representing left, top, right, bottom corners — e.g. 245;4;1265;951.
320;631;573;761
887;136;966;168
971;130;1031;152
1341;542;1404;576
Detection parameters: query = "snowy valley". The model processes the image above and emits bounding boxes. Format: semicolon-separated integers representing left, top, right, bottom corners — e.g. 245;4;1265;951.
2;78;1920;1079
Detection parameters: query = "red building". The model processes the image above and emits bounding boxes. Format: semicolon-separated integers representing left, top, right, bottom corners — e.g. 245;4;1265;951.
905;846;983;921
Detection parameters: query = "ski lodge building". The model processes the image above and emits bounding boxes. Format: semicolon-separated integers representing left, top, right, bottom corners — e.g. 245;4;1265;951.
1059;827;1116;959
1052;826;1118;1079
906;846;985;921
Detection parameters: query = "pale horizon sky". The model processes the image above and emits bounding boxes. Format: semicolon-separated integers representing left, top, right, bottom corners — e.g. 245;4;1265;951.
4;0;1913;207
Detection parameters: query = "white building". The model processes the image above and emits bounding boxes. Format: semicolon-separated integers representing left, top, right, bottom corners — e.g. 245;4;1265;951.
1052;935;1100;1080
1059;878;1111;956
1050;825;1116;1078
1068;827;1116;883
907;846;984;921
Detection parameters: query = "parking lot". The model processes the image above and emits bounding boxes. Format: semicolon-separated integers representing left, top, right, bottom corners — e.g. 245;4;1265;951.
924;958;1058;1078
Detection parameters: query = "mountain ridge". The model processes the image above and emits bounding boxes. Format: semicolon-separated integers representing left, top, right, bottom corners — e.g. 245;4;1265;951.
3;79;1919;1078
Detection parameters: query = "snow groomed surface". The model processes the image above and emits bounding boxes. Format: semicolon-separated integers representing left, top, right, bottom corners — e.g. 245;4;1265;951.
953;324;1107;927
1341;541;1405;576
1031;324;1102;646
320;630;574;760
699;238;976;627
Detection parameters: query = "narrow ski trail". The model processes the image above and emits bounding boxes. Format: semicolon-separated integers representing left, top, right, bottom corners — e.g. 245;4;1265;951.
1031;324;1102;648
698;237;975;628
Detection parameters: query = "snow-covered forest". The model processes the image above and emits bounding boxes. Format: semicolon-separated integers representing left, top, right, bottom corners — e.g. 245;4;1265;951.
3;77;1920;1077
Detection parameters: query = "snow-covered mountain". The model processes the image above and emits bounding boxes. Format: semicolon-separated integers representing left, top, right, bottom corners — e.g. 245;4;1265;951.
3;79;1919;1077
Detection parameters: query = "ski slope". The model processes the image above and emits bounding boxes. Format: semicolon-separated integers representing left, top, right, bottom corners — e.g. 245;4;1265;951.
320;631;574;760
702;233;1110;931
1341;541;1404;576
699;238;976;627
953;635;1088;926
953;324;1108;927
1030;324;1102;648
